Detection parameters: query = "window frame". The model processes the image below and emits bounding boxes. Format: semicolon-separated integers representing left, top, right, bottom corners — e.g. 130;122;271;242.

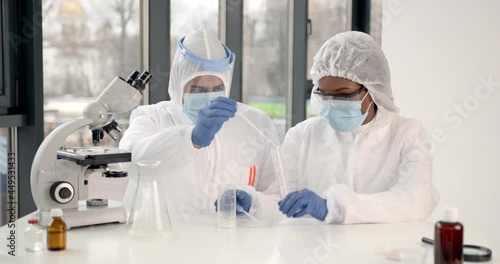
0;0;43;222
0;2;4;100
17;0;44;218
288;0;309;128
0;1;16;112
147;0;372;129
2;0;376;222
148;0;171;104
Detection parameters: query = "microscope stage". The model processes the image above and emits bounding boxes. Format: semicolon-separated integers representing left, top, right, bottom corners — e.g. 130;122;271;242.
57;147;131;166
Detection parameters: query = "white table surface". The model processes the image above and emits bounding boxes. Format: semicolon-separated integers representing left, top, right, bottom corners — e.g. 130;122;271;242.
0;213;497;264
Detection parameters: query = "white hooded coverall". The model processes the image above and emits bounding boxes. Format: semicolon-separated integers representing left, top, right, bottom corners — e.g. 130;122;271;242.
281;31;439;224
120;29;280;220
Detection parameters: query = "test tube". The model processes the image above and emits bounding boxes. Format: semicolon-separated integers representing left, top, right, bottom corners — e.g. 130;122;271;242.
217;185;236;229
271;145;288;199
236;112;275;146
236;110;289;199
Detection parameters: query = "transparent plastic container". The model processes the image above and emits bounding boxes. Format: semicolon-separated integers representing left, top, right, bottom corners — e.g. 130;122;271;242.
24;219;43;252
375;241;428;264
128;160;172;239
217;185;236;229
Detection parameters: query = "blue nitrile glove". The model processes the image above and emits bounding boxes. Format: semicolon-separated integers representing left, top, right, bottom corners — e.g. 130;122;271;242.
278;189;328;221
235;189;252;213
192;97;237;147
214;190;252;215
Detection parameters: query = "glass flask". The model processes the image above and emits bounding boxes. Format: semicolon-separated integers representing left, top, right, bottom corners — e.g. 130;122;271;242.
128;160;171;239
123;167;139;212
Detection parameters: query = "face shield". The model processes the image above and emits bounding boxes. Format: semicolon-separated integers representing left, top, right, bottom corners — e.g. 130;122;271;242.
167;31;236;108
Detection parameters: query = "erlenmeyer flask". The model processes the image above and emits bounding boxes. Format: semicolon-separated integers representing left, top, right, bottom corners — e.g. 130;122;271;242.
128;160;171;239
122;166;139;212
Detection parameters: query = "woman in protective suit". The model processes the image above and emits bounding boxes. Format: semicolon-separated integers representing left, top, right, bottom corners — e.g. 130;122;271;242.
278;31;439;224
120;29;280;220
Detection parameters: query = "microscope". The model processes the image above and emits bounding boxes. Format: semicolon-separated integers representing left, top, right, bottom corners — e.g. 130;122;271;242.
30;71;151;229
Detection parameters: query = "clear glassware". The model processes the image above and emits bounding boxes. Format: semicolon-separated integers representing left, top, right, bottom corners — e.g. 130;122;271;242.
217;185;236;229
271;146;289;199
25;219;43;252
128;160;171;239
123;168;139;212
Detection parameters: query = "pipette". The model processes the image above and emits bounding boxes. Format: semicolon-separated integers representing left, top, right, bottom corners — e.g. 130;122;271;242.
236;111;289;199
271;145;288;199
236;112;275;146
237;205;264;226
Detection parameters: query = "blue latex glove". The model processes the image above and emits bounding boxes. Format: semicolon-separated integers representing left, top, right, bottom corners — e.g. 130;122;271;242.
214;190;253;215
192;97;237;147
278;189;328;221
235;190;252;213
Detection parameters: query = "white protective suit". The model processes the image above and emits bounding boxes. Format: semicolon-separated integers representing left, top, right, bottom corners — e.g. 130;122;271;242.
120;29;280;221
282;31;439;224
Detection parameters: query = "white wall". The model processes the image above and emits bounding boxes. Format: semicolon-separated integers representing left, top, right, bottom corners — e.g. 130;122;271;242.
381;0;500;249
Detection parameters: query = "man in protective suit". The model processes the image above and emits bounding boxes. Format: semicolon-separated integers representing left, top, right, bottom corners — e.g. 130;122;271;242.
120;29;280;220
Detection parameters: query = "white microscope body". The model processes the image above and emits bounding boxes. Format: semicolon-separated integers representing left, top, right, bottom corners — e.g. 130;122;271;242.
30;71;151;229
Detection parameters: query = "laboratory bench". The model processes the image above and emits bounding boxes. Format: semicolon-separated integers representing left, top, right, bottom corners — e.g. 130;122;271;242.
0;213;497;264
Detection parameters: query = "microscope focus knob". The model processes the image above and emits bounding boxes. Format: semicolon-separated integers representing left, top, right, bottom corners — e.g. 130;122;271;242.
50;182;75;204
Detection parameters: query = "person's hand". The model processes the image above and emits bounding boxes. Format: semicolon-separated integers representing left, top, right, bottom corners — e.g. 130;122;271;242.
278;189;328;221
214;190;252;215
235;190;252;213
192;97;237;148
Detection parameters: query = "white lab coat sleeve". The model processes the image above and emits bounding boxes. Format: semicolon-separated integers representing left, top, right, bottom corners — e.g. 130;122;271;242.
322;122;439;224
119;106;197;167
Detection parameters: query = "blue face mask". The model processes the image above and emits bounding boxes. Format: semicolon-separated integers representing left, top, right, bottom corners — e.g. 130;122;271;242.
320;92;372;132
182;91;225;122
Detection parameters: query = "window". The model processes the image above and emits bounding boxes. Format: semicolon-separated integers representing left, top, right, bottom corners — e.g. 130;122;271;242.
370;0;383;44
42;0;142;148
307;0;350;80
306;0;350;118
170;0;219;61
242;0;289;142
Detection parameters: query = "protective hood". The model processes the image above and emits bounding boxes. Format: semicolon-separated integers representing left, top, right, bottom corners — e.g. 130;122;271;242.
168;29;235;107
310;31;399;115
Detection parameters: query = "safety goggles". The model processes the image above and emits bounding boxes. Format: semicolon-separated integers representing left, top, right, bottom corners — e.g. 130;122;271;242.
314;86;367;101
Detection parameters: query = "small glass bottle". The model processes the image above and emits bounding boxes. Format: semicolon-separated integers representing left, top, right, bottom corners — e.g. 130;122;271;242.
24;219;43;252
47;208;67;251
434;208;463;264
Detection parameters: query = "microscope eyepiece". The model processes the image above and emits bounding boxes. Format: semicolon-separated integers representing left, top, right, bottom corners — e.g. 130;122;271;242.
92;129;104;146
110;120;123;133
126;71;140;85
132;71;152;92
102;122;119;141
140;71;152;82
